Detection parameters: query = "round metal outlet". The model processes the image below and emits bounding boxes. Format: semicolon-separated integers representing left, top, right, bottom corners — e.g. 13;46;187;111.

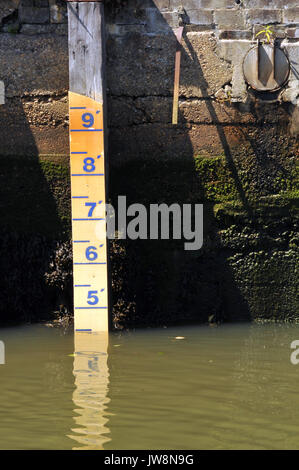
243;44;290;92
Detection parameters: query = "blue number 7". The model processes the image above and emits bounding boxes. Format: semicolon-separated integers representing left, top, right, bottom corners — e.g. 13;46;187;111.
85;202;97;217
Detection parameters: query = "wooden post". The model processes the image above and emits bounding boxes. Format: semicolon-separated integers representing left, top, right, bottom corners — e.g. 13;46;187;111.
172;26;183;125
67;1;109;332
68;0;106;103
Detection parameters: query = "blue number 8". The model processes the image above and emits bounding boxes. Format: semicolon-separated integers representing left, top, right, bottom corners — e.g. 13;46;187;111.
83;157;95;172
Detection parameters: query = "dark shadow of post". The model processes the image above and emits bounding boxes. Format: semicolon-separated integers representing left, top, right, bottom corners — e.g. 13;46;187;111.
107;1;252;326
0;95;70;324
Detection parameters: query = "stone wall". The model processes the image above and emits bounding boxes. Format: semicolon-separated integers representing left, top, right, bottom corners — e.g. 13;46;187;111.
0;1;298;156
0;0;298;326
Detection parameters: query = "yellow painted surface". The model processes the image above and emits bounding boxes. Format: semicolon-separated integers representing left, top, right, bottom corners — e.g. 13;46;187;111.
69;92;108;332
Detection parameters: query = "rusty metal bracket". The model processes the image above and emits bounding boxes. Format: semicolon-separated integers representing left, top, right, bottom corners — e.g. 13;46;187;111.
172;26;184;125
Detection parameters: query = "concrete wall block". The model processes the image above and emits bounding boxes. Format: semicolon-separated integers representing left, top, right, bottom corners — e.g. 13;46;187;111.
219;30;252;39
243;0;292;8
284;1;299;7
127;0;169;10
283;8;299;24
106;31;178;96
20;0;48;6
281;78;299;105
19;0;34;5
0;0;19;23
20;23;52;34
246;9;282;25
54;23;67;35
106;31;232;98
185;24;217;31
20;22;67;35
107;23;146;35
48;0;67;24
217;40;252;101
185;9;214;26
34;0;49;6
170;0;235;9
180;32;233;98
161;10;181;28
286;27;299;39
0;33;68;98
231;62;247;102
107;8;146;26
19;6;50;24
152;0;170;9
214;9;246;30
145;8;179;31
281;42;299;82
253;24;288;39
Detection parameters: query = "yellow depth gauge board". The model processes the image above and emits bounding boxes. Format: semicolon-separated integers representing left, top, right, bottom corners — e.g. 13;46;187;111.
69;91;108;332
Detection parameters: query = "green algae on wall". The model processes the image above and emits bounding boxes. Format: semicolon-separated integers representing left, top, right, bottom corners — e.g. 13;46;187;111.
194;154;299;203
0;154;70;237
0;154;72;325
228;249;299;322
0;152;297;327
108;155;299;327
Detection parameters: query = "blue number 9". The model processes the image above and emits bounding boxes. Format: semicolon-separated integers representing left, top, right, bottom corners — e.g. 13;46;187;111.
82;113;94;128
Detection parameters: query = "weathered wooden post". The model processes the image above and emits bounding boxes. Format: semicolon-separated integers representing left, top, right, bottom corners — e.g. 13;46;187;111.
172;26;183;125
0;81;4;105
67;0;109;332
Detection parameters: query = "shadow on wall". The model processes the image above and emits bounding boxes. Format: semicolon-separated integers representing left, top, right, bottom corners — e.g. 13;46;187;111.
0;1;72;323
106;1;264;327
0;96;72;324
107;1;298;327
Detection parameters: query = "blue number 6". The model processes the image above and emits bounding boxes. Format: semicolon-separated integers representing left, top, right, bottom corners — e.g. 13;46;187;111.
82;113;94;128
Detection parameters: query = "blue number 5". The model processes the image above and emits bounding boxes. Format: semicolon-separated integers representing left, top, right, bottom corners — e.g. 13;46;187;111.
87;291;99;305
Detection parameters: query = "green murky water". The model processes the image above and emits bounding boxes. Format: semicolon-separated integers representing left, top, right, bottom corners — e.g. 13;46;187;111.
0;322;299;450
